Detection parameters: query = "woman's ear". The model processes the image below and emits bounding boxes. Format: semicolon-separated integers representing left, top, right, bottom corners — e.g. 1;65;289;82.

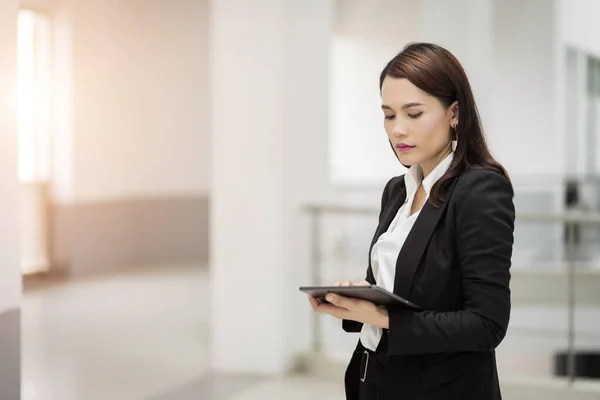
449;101;459;126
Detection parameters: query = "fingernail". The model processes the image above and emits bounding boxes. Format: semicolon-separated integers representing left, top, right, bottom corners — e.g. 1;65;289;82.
326;294;334;302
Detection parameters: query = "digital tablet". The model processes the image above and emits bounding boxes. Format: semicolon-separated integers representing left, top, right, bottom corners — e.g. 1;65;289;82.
299;285;422;310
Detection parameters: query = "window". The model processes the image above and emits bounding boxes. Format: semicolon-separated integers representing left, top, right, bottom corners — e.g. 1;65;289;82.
18;10;52;183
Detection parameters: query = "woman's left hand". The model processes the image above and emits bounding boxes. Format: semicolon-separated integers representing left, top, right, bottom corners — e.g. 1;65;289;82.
309;294;389;329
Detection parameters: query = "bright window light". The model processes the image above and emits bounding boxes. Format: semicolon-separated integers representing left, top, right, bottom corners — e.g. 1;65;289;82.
18;10;52;183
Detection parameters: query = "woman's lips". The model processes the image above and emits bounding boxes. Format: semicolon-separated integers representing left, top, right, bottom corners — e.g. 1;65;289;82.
396;143;415;153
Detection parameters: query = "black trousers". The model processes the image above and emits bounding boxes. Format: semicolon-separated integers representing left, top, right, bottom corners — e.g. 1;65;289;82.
346;338;502;400
356;344;382;400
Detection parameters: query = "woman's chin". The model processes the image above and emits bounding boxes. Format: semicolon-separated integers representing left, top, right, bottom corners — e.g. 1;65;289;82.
397;153;418;166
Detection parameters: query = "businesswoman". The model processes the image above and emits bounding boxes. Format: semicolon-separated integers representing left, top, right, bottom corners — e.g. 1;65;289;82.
309;42;515;400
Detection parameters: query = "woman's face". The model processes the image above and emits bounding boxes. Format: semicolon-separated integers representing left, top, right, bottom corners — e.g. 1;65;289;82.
381;76;458;176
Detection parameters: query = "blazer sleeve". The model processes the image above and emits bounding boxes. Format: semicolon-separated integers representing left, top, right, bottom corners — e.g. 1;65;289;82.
342;177;395;333
386;169;515;354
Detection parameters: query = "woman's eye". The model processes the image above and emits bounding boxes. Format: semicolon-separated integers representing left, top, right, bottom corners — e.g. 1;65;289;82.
384;115;395;120
408;112;423;119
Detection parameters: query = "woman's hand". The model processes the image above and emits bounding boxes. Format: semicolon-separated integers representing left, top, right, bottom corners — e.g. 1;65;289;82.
308;280;390;329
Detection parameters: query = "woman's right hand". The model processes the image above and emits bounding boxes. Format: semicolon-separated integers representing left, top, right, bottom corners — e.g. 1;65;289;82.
334;280;370;287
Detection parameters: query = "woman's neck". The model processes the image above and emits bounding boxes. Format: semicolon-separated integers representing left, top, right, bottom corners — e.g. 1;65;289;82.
420;146;452;178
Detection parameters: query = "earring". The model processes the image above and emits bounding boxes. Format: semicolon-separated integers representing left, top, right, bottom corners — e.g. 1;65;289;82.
451;124;458;151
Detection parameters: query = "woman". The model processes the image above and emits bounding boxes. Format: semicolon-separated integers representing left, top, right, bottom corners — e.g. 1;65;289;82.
309;42;515;400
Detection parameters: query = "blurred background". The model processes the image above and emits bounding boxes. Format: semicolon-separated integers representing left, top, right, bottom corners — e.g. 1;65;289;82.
0;0;599;399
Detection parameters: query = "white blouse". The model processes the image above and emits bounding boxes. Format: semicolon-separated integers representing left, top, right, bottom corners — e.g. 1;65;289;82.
360;152;454;351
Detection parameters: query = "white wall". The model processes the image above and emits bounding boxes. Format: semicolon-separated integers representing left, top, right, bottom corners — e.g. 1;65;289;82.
20;0;53;10
330;0;420;185
421;0;495;139
52;0;209;204
0;0;21;312
559;0;600;58
489;0;557;176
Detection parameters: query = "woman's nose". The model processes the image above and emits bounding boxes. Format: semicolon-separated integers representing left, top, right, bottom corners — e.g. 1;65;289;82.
391;120;407;136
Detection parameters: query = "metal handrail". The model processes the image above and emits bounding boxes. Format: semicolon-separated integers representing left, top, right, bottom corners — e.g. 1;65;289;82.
303;203;600;385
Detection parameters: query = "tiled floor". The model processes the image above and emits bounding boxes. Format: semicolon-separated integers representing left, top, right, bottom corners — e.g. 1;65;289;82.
226;376;344;400
148;374;269;400
21;265;600;400
149;375;344;400
22;266;212;400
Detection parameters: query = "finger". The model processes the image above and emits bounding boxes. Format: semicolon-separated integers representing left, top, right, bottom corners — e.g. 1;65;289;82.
341;280;351;287
309;296;334;311
308;296;346;318
334;281;342;287
354;280;370;286
314;303;349;319
325;293;355;310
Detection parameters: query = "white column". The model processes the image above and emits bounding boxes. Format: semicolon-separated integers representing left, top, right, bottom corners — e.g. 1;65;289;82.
209;0;333;374
420;0;494;129
0;2;22;399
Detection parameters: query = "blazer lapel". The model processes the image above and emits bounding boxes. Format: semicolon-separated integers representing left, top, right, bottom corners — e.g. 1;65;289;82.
373;184;407;246
392;179;459;300
366;182;407;283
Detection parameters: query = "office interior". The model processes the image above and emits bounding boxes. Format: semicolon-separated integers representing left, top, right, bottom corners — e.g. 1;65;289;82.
1;0;600;399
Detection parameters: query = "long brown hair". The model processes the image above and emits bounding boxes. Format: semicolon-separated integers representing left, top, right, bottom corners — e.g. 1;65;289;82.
380;42;513;204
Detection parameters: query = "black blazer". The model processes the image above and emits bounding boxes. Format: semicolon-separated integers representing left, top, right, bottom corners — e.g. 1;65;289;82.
342;167;515;400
